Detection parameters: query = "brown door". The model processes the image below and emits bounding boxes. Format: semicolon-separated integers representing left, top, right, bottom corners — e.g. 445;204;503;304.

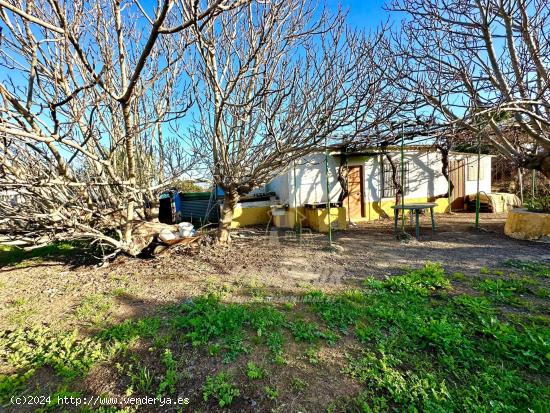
344;166;364;219
449;160;465;210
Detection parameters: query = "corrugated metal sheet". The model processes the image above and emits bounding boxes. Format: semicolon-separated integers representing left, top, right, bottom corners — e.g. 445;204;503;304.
180;193;220;224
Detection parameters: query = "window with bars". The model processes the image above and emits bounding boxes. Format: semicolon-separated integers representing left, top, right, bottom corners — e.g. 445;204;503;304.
381;159;409;198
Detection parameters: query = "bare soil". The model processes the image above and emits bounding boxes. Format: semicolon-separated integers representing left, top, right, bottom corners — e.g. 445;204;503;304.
1;212;549;412
1;213;548;333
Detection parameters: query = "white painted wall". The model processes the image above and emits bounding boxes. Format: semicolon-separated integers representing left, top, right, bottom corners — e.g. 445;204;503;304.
265;150;493;207
365;151;448;203
451;153;492;195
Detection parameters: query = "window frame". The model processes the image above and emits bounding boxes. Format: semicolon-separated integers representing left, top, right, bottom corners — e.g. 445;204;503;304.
381;157;410;199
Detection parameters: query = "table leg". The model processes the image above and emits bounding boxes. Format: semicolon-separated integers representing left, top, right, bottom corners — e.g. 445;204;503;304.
410;210;414;227
415;209;420;240
394;209;398;234
430;207;436;232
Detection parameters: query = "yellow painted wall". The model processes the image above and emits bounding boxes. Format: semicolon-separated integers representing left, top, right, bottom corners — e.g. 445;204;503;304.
305;207;348;232
232;198;449;229
273;207;308;228
363;197;449;221
505;209;550;240
230;206;270;228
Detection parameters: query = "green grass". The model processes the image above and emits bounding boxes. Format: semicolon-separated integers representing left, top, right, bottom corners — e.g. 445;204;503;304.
0;327;108;402
0;242;77;267
505;259;550;278
0;262;548;411
75;294;113;326
304;263;549;411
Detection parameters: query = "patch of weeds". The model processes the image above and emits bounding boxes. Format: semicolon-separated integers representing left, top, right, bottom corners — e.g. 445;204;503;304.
75;294;113;326
7;297;37;325
379;262;451;295
0;242;77;267
245;361;265;380
264;385;279;400
242;277;268;300
111;287;128;298
476;278;529;307
39;387;82;412
221;332;249;363
290;377;307;392
510;314;550;327
99;316;161;344
417;316;467;352
477;316;549;371
533;286;550;299
157;349;179;397
151;333;173;350
202;372;240;407
452;295;495;318
304;290;366;333
0;370;34;403
343;352;451;410
304;347;319;364
266;331;285;363
249;306;285;338
171;296;285;362
288;320;325;343
205;276;234;298
0;327;108;400
333;390;390;413
1;328;107;378
126;362;154;395
505;259;550;278
450;271;467;281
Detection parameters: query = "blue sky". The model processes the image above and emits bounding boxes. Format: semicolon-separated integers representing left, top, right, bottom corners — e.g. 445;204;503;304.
327;0;389;29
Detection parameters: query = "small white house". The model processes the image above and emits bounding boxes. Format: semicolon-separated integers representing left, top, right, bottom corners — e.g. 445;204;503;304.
265;146;492;224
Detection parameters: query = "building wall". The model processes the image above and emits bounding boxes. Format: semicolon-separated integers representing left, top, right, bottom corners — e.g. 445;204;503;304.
283;153;341;207
451;153;492;195
268;151;491;219
245;150;492;226
230;200;271;228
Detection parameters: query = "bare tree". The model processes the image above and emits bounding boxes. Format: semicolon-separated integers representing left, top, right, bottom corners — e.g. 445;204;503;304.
385;0;550;178
187;0;392;242
0;0;251;256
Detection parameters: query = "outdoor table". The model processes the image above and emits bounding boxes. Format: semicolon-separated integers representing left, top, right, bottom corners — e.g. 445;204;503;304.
391;202;437;240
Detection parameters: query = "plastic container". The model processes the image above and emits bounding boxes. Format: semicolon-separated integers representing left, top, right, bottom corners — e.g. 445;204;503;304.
159;228;177;242
178;222;195;238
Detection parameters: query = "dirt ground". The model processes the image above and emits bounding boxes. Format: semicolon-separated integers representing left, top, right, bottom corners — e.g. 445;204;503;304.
1;212;548;333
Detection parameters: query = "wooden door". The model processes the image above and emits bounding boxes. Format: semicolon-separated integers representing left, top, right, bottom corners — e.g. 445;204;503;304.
344;166;364;219
449;160;465;210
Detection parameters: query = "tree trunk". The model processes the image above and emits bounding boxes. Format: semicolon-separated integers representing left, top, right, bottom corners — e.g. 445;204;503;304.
524;151;550;179
218;188;239;244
